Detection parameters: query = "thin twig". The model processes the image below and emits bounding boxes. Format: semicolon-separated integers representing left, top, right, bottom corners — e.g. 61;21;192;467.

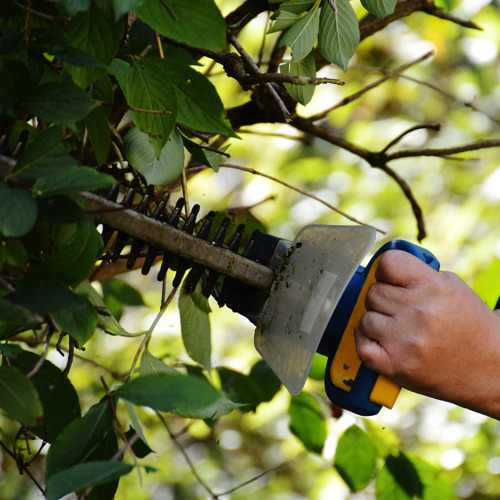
156;411;217;498
27;330;53;378
0;439;47;497
219;163;385;234
14;2;70;23
385;138;500;160
352;64;500;129
380;123;442;154
228;33;292;123
310;51;434;121
154;31;165;58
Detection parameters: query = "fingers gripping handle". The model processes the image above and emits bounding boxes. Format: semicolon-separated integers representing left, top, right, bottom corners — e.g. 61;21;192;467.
324;240;440;416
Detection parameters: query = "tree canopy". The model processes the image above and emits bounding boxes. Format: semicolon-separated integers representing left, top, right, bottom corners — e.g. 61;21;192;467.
1;0;500;498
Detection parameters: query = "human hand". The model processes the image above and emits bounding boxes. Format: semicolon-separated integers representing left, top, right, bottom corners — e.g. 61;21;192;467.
354;250;500;418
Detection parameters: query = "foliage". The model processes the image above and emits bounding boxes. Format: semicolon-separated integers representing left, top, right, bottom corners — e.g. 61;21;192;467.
1;0;500;499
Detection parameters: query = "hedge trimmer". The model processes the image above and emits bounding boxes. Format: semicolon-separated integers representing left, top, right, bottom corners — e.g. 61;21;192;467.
84;185;439;416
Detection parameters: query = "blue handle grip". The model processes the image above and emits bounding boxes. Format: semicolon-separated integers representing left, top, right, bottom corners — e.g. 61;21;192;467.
323;240;440;416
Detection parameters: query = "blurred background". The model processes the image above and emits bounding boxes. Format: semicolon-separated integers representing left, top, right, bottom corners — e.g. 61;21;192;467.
4;0;500;498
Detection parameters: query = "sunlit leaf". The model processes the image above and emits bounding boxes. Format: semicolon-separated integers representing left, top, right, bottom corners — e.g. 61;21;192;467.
179;285;211;371
276;0;316;15
281;49;316;105
140;349;178;376
123;127;184;185
268;10;301;33
334;425;379;491
136;0;227;51
0;366;43;426
116;372;242;419
45;461;133;500
279;2;320;62
318;0;360;71
289;391;326;454
161;60;238;138
361;0;397;18
125;57;178;158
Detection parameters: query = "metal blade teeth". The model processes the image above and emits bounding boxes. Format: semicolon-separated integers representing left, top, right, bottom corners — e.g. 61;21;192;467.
98;184;260;300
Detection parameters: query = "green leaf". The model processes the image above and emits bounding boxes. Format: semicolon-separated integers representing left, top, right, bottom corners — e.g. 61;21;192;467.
125;427;154;458
101;278;145;320
179;285;211;371
125;57;178;158
0;298;38;339
25;81;95;124
375;453;424;500
13;126;77;179
218;367;264;412
24;220;103;287
281;49;316;105
248;360;281;402
52;295;98;347
46;399;113;478
123;127;184;185
113;0;144;21
33;166;114;197
140;349;178;376
334;425;379;491
7;282;83;316
76;281;146;337
268;10;302;34
279;2;320;62
45;461;133;500
65;3;124;88
183;136;229;172
9;349;81;443
136;0;227;51
57;0;90;16
85;106;111;166
37;196;87;225
110;58;130;91
85;429;120;500
308;353;328;380
289;391;326;454
0;59;34;112
318;0;360;71
410;456;455;500
116;372;242;419
276;0;317;15
160;59;238;138
360;0;397;18
0;366;43;426
0;184;37;237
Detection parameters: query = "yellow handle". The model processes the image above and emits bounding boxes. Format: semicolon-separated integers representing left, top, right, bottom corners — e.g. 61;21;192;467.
330;255;401;409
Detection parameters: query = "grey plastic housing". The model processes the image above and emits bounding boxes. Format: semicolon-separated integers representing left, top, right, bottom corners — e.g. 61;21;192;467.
254;225;376;395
